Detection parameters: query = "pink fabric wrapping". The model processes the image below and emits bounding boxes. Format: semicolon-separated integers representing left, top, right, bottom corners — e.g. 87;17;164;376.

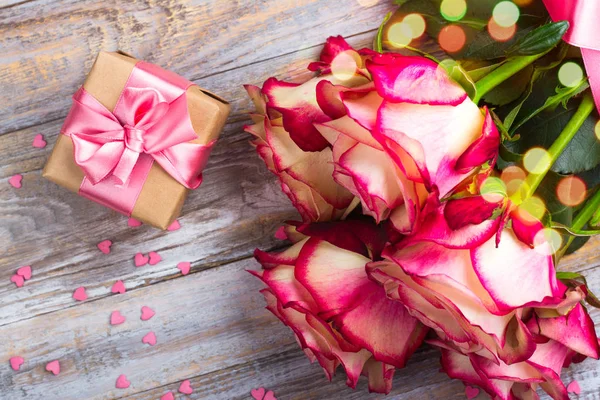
543;0;600;112
60;61;215;216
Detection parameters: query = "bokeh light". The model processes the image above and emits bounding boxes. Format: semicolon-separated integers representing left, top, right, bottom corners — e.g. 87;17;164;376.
523;147;552;175
488;17;517;42
557;176;587;207
357;0;379;6
493;1;520;27
513;0;534;6
533;228;563;256
595;120;600;141
558;62;584;88
480;176;507;203
403;13;427;39
440;0;467;22
518;196;546;222
439;25;467;53
388;22;413;47
501;166;528;199
331;50;361;81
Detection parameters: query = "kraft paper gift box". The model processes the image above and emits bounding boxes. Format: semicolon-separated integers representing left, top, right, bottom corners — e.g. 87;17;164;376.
43;51;230;229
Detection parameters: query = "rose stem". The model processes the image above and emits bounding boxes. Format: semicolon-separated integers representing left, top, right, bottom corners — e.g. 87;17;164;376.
473;54;546;104
556;188;600;259
523;92;595;198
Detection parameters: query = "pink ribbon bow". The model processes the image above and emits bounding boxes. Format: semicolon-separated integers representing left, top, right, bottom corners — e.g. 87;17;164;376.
61;61;215;216
544;0;600;112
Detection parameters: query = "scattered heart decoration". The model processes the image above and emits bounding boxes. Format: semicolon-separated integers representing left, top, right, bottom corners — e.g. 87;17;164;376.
178;380;193;395
134;253;149;267
140;306;155;321
167;220;180;231
32;134;47;148
9;356;24;371
97;240;112;254
177;261;191;276
148;251;162;265
264;391;277;400
160;393;174;400
10;274;25;288
45;360;60;375
567;380;581;394
9;174;23;189
110;311;126;326
465;386;480;399
111;280;126;294
142;331;157;346
17;265;32;280
72;287;88;301
251;388;277;400
127;218;142;227
115;374;131;389
274;226;287;240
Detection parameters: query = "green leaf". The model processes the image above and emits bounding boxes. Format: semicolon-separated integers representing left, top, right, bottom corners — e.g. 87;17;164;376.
482;64;533;106
461;60;505;82
536;170;574;225
464;28;533;60
508;21;569;56
556;271;600;308
440;60;477;100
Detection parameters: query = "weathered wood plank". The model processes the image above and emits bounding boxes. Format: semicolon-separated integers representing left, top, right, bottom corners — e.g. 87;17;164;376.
0;0;394;135
0;32;377;328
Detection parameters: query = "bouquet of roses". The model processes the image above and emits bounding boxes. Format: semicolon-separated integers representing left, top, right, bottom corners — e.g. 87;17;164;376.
244;0;600;398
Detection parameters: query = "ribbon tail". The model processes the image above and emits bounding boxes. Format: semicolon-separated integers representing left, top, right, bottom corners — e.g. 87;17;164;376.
112;148;141;186
581;48;600;113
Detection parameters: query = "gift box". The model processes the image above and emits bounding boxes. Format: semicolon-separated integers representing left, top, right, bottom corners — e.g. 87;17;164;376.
43;51;230;229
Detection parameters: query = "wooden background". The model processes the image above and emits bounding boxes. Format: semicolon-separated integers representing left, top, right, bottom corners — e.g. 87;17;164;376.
1;0;599;399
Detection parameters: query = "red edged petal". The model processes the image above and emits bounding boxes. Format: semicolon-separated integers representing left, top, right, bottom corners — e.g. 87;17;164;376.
444;196;503;231
342;90;383;131
308;35;355;73
362;359;395;395
456;108;500;171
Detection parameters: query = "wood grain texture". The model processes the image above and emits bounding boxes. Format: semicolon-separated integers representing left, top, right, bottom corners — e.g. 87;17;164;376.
1;0;600;398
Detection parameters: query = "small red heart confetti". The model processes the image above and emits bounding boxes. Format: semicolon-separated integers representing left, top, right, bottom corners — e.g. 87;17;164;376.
177;262;191;275
128;218;142;227
148;251;162;265
110;311;126;326
264;391;277;400
140;306;155;321
73;287;88;301
16;265;32;280
251;388;266;400
465;386;480;399
111;280;126;294
160;393;174;400
32;134;47;149
9;356;24;371
275;226;287;240
9;174;23;189
116;374;130;389
567;380;581;394
167;220;181;231
178;380;193;395
97;240;112;254
142;331;157;346
134;253;149;267
45;360;60;375
10;274;25;288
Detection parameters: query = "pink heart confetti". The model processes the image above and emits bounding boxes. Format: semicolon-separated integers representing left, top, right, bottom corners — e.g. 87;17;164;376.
567;380;581;394
97;240;112;254
128;218;142;227
45;360;60;375
141;306;155;321
9;356;24;371
110;311;126;326
167;220;180;231
73;287;88;301
160;393;174;400
251;388;266;400
16;265;32;280
32;134;47;149
9;174;22;189
111;280;126;294
116;374;130;389
142;331;157;346
177;262;191;275
10;274;24;288
134;253;149;267
264;391;277;400
148;251;162;265
465;386;480;400
178;380;193;395
275;226;287;240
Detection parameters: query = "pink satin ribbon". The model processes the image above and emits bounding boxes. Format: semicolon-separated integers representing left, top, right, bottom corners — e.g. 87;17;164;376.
61;61;215;216
543;0;600;112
